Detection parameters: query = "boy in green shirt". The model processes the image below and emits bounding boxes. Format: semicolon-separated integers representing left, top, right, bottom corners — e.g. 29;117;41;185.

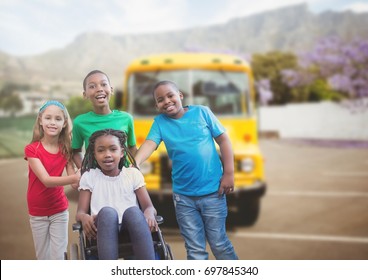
72;70;137;168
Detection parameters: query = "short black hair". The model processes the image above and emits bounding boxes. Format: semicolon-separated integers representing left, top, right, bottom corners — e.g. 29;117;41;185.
83;70;110;91
152;80;179;98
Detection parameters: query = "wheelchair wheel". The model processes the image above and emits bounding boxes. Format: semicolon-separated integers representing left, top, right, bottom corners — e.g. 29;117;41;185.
166;244;174;260
69;243;79;260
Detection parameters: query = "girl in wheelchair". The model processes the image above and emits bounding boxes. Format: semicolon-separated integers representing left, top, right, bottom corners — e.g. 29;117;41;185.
76;129;158;260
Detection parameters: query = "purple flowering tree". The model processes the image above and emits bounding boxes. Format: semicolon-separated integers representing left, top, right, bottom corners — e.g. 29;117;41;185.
256;79;273;106
252;51;298;105
282;36;368;110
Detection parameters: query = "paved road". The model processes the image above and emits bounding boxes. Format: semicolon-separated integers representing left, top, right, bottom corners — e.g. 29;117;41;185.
1;139;367;260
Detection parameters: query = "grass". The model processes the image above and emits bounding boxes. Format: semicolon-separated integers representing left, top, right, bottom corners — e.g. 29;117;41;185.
0;114;36;130
0;115;35;158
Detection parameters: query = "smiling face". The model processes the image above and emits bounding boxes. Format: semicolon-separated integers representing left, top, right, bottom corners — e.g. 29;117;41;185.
39;105;66;138
94;134;124;177
83;72;113;112
154;83;184;119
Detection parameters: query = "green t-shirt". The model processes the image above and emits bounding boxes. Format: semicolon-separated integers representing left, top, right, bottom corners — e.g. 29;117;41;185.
72;110;136;150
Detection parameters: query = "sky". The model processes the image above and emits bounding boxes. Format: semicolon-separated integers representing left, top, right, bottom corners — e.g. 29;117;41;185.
1;0;368;56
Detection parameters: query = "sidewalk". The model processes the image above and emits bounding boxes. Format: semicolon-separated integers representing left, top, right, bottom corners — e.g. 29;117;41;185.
279;138;368;149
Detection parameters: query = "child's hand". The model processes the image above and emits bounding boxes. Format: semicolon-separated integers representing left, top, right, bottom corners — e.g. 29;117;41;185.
71;169;81;185
144;211;158;232
75;168;81;179
81;214;97;239
70;169;81;190
218;173;234;195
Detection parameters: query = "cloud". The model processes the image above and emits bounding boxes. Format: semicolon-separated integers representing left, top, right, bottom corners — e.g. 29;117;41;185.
102;0;189;34
1;0;367;56
343;2;368;12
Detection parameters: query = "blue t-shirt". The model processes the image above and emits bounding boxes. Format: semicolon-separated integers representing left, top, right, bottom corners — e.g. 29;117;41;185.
147;105;225;196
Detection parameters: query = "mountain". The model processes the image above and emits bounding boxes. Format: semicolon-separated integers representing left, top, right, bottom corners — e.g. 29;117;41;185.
1;3;368;88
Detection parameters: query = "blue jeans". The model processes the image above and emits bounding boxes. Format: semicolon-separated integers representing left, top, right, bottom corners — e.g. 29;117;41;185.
173;192;238;260
95;206;155;260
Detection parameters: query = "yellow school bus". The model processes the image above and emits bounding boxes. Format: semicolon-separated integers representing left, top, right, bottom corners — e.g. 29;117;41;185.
122;52;266;226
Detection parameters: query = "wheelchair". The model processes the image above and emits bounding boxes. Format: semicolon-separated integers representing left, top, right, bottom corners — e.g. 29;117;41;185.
68;215;174;260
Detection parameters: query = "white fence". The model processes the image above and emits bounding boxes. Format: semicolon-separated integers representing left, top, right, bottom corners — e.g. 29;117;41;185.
259;100;368;141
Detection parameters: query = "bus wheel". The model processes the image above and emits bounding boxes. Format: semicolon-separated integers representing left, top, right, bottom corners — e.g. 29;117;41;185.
153;197;178;228
235;198;260;226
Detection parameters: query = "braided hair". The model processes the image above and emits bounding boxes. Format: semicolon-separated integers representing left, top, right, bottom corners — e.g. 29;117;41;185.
81;129;138;175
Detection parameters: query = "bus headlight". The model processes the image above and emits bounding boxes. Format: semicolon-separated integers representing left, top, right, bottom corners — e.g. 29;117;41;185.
240;157;254;173
139;162;153;175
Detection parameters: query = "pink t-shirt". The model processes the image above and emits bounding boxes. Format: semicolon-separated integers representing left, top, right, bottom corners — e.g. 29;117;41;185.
24;141;68;216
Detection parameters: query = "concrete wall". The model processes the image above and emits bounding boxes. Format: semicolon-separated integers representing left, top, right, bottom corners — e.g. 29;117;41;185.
259;100;368;140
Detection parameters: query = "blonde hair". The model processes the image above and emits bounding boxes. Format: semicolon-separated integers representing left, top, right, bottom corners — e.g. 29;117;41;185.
31;100;73;162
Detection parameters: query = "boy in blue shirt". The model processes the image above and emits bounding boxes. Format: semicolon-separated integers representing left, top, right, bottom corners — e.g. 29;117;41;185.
135;80;238;260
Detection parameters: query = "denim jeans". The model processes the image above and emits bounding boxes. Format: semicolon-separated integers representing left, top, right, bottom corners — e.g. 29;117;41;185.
95;206;155;260
29;210;69;260
173;192;238;260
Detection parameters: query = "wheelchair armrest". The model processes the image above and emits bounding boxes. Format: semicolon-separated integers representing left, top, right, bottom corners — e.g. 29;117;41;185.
72;222;82;232
156;215;164;225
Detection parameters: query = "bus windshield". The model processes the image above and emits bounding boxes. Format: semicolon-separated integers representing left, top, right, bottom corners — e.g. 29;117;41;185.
128;70;250;116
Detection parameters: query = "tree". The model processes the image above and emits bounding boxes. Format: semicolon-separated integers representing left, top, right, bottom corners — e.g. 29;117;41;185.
66;95;117;119
251;51;298;105
255;79;273;106
0;83;25;116
282;37;368;107
66;96;93;119
1;94;23;116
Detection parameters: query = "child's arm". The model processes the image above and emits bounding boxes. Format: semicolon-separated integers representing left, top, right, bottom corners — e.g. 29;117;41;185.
128;145;138;157
76;190;97;239
65;161;80;190
135;186;158;231
215;132;235;195
134;140;158;166
72;148;83;169
27;158;80;188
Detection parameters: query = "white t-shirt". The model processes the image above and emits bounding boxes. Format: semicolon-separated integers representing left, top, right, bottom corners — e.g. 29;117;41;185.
78;167;145;222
